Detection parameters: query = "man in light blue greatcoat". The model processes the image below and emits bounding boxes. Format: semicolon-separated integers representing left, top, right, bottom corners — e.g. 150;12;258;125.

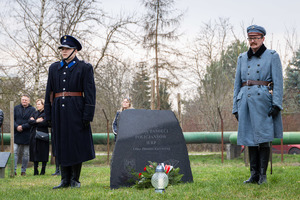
232;25;283;185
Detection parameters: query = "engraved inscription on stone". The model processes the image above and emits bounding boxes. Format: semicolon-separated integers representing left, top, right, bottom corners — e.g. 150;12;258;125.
133;129;170;151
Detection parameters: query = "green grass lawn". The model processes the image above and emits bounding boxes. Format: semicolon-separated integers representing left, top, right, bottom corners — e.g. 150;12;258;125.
0;153;299;200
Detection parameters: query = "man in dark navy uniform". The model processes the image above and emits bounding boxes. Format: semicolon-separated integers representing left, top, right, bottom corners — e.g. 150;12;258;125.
45;35;96;189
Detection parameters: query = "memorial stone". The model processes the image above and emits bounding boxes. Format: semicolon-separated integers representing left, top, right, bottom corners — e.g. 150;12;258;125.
110;109;193;189
0;152;11;178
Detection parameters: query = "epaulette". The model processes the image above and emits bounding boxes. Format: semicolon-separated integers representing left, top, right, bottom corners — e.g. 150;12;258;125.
239;52;246;58
81;60;90;64
50;61;60;66
82;60;93;68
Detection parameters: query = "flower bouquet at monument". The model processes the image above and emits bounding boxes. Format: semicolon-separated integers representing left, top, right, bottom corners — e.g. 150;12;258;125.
132;160;183;189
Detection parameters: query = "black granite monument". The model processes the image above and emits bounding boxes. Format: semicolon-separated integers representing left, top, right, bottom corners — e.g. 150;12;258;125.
110;109;193;189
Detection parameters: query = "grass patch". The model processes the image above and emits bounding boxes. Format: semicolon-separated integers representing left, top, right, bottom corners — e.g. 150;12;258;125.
0;153;299;200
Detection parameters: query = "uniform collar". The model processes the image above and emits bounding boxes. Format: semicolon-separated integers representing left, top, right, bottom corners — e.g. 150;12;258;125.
59;57;79;69
247;44;267;59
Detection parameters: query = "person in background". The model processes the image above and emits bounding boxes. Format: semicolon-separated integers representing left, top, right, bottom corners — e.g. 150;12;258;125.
0;108;3;127
45;35;96;189
14;94;36;176
112;98;133;141
0;109;3;143
29;99;49;175
232;25;283;185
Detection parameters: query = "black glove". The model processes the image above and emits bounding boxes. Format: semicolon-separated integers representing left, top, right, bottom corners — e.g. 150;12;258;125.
47;120;52;127
268;105;280;117
233;112;238;121
82;120;90;128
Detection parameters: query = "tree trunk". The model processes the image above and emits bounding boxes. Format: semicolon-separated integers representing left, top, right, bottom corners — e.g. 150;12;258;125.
155;0;160;110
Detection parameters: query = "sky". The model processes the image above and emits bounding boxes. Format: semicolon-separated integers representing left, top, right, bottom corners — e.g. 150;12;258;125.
102;0;300;106
1;0;299;106
102;0;300;53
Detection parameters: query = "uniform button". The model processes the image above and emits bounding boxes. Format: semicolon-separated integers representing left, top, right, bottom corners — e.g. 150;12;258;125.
63;88;65;91
248;94;251;97
247;73;250;75
63;79;66;82
257;64;260;66
248;87;250;90
257;71;259;73
62;97;65;99
63;72;66;75
62;104;65;107
248;66;250;68
258;93;260;95
66;66;68;69
257;79;260;81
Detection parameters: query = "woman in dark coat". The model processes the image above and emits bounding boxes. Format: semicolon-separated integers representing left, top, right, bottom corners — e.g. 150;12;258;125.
112;98;133;141
29;99;49;175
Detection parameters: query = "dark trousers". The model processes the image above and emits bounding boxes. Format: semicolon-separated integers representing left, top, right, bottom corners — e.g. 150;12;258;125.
34;161;47;175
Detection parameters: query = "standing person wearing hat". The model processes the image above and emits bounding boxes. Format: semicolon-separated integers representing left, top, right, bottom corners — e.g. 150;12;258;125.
45;35;96;189
232;25;283;185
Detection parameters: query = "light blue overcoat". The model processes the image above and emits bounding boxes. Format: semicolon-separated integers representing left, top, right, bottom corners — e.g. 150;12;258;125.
232;49;283;146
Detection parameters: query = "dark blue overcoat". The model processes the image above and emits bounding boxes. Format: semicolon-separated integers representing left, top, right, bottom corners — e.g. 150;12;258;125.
44;56;96;166
14;104;36;145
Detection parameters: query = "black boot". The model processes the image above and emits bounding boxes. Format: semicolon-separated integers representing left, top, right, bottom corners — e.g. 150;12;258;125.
52;157;61;176
34;162;39;176
53;166;71;189
40;162;47;175
258;144;270;185
70;163;82;188
244;146;260;184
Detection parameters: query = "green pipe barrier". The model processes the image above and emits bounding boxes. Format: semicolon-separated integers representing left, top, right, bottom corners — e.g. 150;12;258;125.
92;133;115;144
1;132;300;145
0;133;115;145
183;132;235;144
229;132;300;145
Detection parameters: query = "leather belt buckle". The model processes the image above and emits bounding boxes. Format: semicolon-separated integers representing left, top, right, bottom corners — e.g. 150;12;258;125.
246;80;252;86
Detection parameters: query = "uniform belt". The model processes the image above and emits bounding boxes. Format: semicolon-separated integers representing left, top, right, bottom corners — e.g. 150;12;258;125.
54;92;83;98
242;80;271;87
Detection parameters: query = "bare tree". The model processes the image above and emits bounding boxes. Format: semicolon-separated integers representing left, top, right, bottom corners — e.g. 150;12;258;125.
182;18;247;131
0;0;139;132
92;56;133;132
0;0;106;100
141;0;184;109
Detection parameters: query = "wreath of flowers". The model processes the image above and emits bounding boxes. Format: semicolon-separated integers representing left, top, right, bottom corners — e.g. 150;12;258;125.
131;161;183;189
